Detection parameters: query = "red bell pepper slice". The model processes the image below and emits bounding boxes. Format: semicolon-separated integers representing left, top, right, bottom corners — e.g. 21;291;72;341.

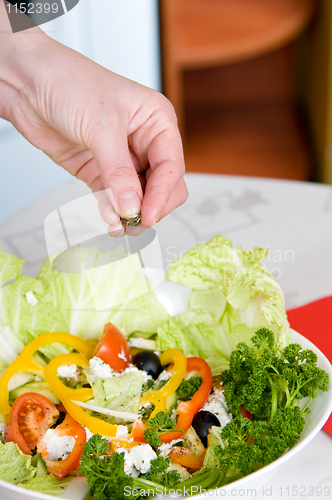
161;357;212;442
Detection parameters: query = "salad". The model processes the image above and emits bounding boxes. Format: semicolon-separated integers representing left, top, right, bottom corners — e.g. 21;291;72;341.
0;235;329;499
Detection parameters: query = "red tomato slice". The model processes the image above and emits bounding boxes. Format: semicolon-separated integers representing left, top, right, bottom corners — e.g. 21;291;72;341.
95;323;131;372
37;410;86;479
5;392;59;455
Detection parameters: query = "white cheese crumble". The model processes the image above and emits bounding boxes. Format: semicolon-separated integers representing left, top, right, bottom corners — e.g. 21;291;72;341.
203;389;232;427
116;425;129;439
57;364;79;381
89;357;152;384
25;290;38;306
115;448;140;477
0;424;6;437
89;357;114;380
129;444;157;474
113;364;152;384
115;444;157;476
43;429;75;461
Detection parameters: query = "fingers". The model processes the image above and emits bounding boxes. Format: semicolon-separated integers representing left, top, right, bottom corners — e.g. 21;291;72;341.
151;178;189;224
91;123;143;221
139;124;186;227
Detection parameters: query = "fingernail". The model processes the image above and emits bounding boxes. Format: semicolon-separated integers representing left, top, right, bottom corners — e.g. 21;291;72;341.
117;191;141;218
126;226;146;236
108;224;125;238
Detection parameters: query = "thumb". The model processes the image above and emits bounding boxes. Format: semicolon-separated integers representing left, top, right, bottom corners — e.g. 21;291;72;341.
91;129;143;220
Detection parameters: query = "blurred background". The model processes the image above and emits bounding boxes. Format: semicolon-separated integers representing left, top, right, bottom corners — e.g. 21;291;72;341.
0;0;331;225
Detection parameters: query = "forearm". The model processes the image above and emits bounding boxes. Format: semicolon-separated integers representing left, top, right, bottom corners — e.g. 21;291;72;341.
0;1;49;121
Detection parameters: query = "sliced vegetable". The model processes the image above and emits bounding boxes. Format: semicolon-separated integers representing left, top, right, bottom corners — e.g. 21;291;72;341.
5;393;59;455
44;353;118;437
168;447;206;470
37;410;86;479
0;332;94;415
10;381;60;405
94;323;131;372
139;348;187;420
31;453;48;476
161;357;213;442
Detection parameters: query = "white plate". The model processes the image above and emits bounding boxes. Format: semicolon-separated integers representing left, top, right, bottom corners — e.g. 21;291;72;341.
0;279;331;500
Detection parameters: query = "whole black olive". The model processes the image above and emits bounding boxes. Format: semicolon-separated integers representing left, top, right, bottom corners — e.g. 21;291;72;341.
132;350;162;379
192;410;220;447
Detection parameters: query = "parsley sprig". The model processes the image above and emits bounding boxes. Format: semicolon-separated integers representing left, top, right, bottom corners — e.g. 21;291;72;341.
144;411;181;448
80;434;221;499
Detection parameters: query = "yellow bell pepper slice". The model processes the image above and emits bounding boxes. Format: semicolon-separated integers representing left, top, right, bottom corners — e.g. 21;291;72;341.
139;348;187;419
0;332;94;415
44;353;119;437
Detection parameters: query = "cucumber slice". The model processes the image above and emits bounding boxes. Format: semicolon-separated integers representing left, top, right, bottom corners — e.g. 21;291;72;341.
7;372;35;392
31;454;48;476
9;381;60;404
165;391;177;415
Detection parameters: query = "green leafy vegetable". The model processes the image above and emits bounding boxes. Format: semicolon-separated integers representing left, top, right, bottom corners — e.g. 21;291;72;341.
158;235;292;367
80;434;224;499
87;371;146;417
198;328;330;485
214;408;305;484
144;411;179;448
80;434;134;500
0;441;36;484
146;456;180;487
0;248;24;288
38;247;168;340
18;475;69;495
176;376;202;400
221;328;329;421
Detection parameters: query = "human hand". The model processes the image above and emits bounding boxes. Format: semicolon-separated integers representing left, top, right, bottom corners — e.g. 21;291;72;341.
0;22;188;236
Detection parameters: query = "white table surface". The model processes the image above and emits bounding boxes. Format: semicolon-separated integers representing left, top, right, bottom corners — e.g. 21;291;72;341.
0;173;331;500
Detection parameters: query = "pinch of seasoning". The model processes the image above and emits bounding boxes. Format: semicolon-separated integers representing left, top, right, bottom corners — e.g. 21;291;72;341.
120;211;141;227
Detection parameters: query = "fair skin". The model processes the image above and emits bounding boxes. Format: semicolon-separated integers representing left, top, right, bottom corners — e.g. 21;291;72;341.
0;3;188;236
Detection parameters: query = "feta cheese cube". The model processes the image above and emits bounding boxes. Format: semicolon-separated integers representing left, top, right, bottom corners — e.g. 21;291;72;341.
43;429;75;461
129;444;157;474
203;389;232;427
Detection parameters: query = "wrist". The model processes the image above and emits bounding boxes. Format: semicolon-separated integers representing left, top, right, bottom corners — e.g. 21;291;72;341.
0;2;51;107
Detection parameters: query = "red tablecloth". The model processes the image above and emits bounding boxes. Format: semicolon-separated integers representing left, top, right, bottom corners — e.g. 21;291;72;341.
287;296;332;435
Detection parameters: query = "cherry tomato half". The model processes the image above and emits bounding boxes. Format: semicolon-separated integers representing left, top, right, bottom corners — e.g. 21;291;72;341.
95;323;131;372
37;409;86;479
5;392;59;455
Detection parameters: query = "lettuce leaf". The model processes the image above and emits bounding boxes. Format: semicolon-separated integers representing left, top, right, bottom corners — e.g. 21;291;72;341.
161;236;292;364
0;323;24;370
202;426;225;470
37;247;168;340
0;441;36;484
18;475;69;495
88;372;145;415
0;248;24;288
0;441;68;495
